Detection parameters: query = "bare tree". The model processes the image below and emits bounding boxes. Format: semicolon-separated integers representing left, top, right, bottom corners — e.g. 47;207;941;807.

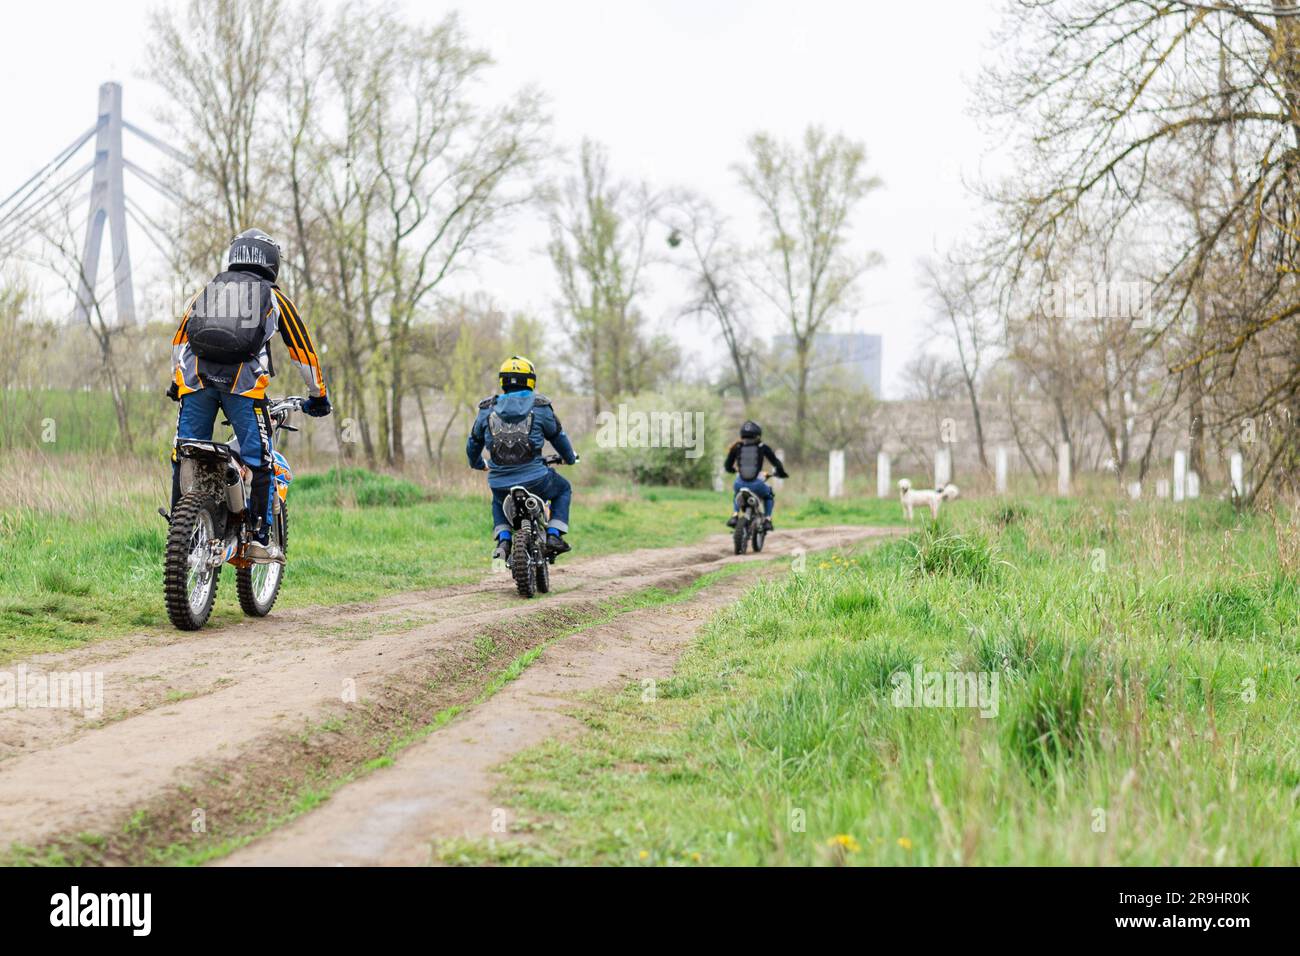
981;0;1300;500
735;126;882;457
148;0;286;264
919;251;997;469
661;192;755;401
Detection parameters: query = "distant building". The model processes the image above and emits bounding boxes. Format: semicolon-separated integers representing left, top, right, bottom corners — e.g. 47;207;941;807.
774;332;883;398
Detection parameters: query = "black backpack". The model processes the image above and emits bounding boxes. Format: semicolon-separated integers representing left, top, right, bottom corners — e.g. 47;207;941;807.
488;410;536;466
186;270;275;364
738;442;763;480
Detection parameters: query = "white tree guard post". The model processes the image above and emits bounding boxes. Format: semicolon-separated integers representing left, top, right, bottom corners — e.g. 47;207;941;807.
771;448;786;490
712;464;725;493
828;449;845;499
934;447;952;488
1173;450;1186;502
1057;442;1071;496
1187;471;1200;499
1128;481;1142;500
1230;453;1244;498
1156;479;1170;499
876;451;891;498
995;446;1008;494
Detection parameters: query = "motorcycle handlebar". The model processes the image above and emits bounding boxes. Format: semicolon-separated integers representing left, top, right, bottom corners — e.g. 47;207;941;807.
543;454;577;466
269;396;306;416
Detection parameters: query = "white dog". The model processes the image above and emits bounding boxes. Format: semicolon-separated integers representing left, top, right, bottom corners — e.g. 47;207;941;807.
898;478;959;521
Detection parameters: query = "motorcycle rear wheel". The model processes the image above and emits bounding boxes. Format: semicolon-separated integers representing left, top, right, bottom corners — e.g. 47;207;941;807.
512;527;537;598
164;493;222;630
733;515;749;555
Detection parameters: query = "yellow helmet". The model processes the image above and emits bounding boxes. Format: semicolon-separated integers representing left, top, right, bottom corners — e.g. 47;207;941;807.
499;355;536;391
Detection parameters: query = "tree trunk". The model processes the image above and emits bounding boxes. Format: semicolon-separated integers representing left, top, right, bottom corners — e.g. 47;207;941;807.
414;385;435;465
794;337;811;459
963;375;989;470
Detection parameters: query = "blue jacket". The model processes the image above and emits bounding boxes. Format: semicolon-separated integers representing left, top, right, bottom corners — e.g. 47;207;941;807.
466;389;577;489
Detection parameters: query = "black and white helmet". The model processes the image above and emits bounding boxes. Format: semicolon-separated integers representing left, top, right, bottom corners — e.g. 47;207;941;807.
740;420;762;439
227;228;280;282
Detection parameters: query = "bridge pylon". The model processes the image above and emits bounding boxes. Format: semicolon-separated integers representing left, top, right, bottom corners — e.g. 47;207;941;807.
73;82;135;326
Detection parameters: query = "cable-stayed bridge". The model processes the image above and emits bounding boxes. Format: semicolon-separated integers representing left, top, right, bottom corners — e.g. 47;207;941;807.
0;82;187;325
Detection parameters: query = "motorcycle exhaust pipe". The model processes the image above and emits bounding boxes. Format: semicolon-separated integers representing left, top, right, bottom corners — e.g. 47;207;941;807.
226;465;248;513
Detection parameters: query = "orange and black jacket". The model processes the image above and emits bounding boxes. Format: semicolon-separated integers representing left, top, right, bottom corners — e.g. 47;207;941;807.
171;284;327;400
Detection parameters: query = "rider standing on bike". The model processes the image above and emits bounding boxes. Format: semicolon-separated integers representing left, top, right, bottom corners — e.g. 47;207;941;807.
466;356;578;561
168;229;331;561
724;420;788;531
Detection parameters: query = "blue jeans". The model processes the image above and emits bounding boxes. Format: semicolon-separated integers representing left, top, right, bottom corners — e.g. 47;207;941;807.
733;477;774;516
491;469;572;537
172;389;274;533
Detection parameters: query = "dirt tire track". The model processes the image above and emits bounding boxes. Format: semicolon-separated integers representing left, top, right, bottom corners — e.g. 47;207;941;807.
0;525;892;856
220;571;766;866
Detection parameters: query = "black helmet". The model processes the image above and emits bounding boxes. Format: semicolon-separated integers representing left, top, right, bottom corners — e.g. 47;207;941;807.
228;228;280;282
740;420;762;439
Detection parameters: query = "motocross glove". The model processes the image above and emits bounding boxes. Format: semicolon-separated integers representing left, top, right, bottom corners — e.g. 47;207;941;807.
303;395;332;418
166;381;180;403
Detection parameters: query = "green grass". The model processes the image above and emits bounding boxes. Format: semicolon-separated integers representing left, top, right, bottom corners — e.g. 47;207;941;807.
437;497;1300;866
0;460;901;661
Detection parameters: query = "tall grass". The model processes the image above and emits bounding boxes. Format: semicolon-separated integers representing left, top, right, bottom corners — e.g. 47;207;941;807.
467;496;1300;865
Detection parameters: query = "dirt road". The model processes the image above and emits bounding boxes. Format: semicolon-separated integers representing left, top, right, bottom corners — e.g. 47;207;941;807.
0;525;893;863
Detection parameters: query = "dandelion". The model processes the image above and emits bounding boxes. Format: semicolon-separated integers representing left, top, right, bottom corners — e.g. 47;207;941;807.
826;833;861;853
638;850;649;860
897;837;913;851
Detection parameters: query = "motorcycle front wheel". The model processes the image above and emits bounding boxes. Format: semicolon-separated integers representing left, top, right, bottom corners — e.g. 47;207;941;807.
164;493;223;630
535;533;551;593
237;501;287;617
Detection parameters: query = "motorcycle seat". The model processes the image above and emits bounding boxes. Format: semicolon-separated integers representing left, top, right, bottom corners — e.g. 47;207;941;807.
177;440;237;463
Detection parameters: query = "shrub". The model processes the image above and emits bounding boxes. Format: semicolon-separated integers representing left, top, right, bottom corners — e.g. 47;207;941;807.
587;388;726;489
292;468;428;508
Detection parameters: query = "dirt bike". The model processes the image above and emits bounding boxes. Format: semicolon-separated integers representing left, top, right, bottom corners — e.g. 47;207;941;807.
733;477;772;555
162;396;303;630
502;454;571;599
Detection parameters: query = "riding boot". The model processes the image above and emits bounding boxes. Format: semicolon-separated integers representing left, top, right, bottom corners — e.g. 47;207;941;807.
244;467;282;563
170;459;182;513
493;532;511;561
546;530;571;555
249;467;274;543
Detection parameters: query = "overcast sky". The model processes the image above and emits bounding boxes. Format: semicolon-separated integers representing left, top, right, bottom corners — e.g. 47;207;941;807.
0;0;1007;398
